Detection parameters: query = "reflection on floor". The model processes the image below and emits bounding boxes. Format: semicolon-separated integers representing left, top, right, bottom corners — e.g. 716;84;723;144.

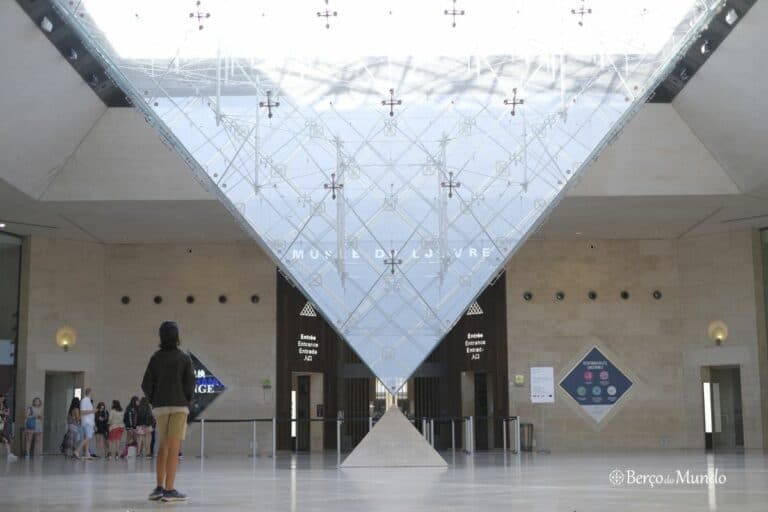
2;451;767;511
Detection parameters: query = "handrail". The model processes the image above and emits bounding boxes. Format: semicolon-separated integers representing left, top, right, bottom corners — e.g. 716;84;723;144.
190;415;525;460
189;415;522;423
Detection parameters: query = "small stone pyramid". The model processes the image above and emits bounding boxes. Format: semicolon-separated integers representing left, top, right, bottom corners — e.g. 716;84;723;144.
341;406;448;468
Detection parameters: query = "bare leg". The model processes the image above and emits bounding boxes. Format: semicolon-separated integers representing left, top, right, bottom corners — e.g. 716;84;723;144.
76;437;88;457
35;433;42;456
24;431;32;456
156;443;167;487
163;438;182;490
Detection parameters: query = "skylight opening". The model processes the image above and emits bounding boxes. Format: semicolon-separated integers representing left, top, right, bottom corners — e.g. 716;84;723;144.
80;0;699;60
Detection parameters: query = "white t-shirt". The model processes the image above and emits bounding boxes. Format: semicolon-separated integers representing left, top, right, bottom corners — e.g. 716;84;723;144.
80;397;95;426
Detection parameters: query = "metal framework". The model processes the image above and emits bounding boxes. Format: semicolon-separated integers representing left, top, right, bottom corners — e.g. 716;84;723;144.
52;0;722;393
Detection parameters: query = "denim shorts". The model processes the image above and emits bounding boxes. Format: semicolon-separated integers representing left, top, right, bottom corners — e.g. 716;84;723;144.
81;423;95;439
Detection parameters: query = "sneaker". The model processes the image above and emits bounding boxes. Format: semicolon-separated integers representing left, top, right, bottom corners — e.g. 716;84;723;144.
148;486;164;501
161;489;187;502
7;453;17;462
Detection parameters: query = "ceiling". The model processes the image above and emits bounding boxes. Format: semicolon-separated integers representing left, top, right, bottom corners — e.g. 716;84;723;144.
1;0;767;244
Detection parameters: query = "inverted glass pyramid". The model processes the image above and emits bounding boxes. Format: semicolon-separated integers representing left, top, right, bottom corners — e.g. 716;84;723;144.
55;0;721;393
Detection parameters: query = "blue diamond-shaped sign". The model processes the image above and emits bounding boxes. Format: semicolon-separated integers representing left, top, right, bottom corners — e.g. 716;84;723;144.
559;347;633;423
54;0;723;393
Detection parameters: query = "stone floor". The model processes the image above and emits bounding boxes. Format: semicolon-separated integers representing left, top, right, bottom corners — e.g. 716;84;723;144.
2;450;767;511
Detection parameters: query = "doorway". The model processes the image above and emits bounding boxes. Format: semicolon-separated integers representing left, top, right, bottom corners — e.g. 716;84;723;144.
296;375;310;451
290;372;324;452
43;371;84;453
702;365;744;452
460;371;495;450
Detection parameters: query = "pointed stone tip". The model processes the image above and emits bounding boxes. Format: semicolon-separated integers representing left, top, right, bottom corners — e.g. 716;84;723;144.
340;406;448;468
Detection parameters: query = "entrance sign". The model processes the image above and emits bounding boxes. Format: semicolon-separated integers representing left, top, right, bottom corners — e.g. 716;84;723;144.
188;352;226;421
464;332;486;361
559;347;632;423
530;367;554;403
298;333;319;362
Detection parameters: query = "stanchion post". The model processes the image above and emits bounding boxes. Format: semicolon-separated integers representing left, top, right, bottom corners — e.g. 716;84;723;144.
513;416;521;454
199;418;205;459
503;418;507;452
451;419;455;454
369;416;373;432
430;419;435;447
336;418;342;466
469;416;474;454
252;420;257;458
272;417;276;459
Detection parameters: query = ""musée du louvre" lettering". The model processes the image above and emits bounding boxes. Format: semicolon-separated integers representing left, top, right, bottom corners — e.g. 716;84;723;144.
287;247;495;261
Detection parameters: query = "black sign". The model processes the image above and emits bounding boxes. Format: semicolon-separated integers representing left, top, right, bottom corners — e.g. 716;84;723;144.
188;351;226;421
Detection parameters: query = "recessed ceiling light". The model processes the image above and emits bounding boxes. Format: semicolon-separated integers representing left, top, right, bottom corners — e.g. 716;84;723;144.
725;9;739;26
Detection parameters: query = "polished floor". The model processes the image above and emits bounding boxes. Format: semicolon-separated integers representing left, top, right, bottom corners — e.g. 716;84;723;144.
2;451;768;511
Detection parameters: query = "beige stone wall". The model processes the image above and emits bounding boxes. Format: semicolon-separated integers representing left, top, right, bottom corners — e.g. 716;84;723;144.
18;238;277;456
506;231;768;451
15;229;768;454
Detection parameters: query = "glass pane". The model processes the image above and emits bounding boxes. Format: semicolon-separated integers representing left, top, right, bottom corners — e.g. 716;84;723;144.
53;0;723;392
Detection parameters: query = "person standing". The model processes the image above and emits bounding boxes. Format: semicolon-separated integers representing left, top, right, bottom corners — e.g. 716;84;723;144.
123;396;139;447
76;388;96;460
107;400;124;460
63;397;81;459
0;393;17;461
24;397;43;458
135;397;154;458
94;402;109;457
141;321;194;502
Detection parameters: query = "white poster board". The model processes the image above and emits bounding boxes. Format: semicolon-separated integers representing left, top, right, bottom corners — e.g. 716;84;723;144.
530;367;554;403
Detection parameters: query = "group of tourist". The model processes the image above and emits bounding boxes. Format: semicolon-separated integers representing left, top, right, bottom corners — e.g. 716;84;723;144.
61;390;158;460
0;389;160;461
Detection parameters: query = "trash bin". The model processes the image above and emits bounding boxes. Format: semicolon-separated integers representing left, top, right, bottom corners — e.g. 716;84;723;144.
520;423;534;452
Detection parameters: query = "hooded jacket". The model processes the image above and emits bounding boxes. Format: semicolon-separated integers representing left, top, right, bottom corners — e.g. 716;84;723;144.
141;348;195;409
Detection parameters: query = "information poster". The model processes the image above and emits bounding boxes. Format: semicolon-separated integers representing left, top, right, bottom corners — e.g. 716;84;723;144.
530;367;554;403
559;347;632;423
188;352;227;421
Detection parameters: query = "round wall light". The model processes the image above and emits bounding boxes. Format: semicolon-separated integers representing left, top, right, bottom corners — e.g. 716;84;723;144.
652;290;662;300
251;294;260;304
56;326;77;352
620;290;630;300
522;291;533;301
708;320;729;346
555;291;565;301
121;296;130;305
186;295;195;304
153;295;163;305
218;294;228;304
588;290;597;301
